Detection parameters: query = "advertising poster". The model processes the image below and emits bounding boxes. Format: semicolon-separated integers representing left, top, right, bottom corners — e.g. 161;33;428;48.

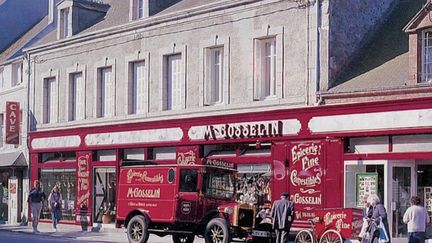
356;173;378;207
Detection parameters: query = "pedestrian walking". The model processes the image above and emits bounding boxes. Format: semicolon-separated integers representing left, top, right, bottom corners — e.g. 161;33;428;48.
271;192;295;243
403;196;430;243
48;185;62;232
368;194;390;243
28;180;46;233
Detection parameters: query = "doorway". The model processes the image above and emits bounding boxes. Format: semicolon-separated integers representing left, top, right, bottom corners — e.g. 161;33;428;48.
93;168;116;224
388;161;432;243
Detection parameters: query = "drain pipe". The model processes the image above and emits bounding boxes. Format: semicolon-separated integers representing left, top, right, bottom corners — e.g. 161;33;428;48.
315;0;322;105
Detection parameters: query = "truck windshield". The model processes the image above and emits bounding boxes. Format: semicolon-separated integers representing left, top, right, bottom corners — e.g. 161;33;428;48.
202;170;235;199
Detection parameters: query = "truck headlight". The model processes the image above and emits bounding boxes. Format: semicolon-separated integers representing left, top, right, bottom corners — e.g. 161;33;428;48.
224;207;233;215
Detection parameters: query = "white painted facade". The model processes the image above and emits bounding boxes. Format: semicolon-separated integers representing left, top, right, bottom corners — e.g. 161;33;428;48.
28;0;322;132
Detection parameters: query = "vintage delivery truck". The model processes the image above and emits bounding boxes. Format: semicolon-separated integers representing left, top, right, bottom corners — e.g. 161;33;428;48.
116;157;258;243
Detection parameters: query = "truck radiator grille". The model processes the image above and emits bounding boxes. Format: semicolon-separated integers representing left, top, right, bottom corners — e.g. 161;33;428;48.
237;208;254;228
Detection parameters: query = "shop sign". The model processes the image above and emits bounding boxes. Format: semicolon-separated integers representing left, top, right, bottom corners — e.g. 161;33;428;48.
76;152;91;223
177;150;197;166
289;142;324;220
9;182;16;194
205;159;235;170
5;101;20;144
188;119;301;141
356;173;378;207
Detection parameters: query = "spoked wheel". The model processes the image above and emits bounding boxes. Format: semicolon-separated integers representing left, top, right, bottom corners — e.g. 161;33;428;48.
319;229;343;243
204;218;231;243
127;215;150;243
173;233;195;243
294;230;314;243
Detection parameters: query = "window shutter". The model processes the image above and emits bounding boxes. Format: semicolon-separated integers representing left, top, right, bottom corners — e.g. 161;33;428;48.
168;55;182;110
204;49;212;105
43;79;49;123
253;40;262;100
50;78;57;123
270;39;276;96
76;73;84;120
104;68;114;117
135;61;146;114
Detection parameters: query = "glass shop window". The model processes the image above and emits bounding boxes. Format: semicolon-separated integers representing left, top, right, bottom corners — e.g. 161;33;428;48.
40;169;76;221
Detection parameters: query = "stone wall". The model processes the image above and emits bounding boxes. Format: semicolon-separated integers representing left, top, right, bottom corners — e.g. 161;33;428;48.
329;0;397;87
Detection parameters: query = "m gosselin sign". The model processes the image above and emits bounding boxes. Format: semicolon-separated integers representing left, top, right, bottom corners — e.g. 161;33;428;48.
6;102;20;144
188;119;301;141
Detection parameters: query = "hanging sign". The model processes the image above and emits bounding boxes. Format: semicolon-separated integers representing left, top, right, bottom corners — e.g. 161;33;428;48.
75;152;92;223
356;173;378;207
6;101;20;144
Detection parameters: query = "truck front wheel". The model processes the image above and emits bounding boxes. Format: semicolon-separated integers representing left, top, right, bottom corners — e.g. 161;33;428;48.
172;233;195;243
205;218;231;243
127;215;149;243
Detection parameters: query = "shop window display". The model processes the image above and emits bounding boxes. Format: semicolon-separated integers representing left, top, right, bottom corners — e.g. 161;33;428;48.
236;164;272;209
40;169;76;221
0;170;10;222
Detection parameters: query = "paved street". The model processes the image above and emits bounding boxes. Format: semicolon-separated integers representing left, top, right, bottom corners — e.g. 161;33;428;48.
0;222;207;243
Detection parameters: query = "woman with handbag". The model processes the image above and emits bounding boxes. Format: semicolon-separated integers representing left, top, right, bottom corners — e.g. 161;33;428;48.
48;185;63;232
368;194;390;243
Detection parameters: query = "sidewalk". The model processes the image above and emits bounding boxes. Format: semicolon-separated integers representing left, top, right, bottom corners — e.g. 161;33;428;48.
0;222;196;243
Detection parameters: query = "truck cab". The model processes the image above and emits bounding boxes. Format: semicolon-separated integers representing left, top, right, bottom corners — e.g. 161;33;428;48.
117;158;255;243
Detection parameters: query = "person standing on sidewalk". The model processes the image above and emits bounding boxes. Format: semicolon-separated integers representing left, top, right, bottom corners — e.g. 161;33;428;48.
48;185;62;232
28;180;46;233
271;192;295;243
403;196;430;243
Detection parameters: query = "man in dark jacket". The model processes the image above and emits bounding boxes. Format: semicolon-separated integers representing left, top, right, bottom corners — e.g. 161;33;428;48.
28;180;46;233
271;192;295;243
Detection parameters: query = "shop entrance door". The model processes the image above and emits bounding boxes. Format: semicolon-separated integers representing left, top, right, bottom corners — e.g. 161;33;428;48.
389;162;415;243
93;168;116;224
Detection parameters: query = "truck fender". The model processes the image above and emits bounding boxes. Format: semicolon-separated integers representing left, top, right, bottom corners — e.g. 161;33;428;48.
125;209;150;228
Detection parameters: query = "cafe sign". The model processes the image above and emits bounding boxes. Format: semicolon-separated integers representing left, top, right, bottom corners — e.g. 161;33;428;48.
188;119;301;141
5;102;20;144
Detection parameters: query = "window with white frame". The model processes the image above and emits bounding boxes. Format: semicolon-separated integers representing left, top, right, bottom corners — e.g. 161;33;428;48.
163;54;183;111
60;8;70;38
12;62;23;86
128;60;146;114
133;0;145;19
254;37;276;100
68;72;85;121
97;67;114;118
204;47;224;105
0;114;3;147
422;30;432;82
43;77;56;124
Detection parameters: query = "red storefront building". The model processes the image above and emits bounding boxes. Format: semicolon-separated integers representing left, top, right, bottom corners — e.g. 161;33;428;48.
28;96;432;242
25;0;432;242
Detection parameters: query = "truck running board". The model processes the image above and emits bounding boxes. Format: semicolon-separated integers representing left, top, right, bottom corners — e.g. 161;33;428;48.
148;229;194;234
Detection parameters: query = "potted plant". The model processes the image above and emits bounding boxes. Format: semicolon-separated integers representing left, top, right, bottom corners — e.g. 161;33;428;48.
100;202;115;224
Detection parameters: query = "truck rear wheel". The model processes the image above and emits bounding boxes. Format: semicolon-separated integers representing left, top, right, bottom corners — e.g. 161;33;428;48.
205;218;231;243
172;233;195;243
127;215;149;243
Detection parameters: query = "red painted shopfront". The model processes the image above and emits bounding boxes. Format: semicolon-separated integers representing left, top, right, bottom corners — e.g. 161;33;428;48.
28;97;432;239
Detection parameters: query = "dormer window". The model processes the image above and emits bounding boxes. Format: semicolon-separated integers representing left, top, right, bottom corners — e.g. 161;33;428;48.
130;0;147;20
136;0;144;18
60;8;70;38
422;29;432;83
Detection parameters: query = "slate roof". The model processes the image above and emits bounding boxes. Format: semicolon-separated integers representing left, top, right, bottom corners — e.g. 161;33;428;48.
0;0;48;54
329;0;425;93
33;0;219;47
